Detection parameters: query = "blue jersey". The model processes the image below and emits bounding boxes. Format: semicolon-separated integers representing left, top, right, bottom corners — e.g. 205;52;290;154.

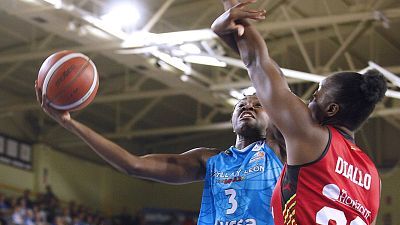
198;141;283;225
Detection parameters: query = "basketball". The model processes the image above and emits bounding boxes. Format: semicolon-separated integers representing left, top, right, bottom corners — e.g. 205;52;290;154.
37;50;99;111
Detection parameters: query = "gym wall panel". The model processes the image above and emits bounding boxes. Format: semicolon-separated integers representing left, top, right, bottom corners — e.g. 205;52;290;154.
30;144;203;214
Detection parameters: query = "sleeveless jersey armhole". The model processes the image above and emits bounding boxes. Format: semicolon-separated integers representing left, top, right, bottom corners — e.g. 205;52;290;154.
288;126;332;168
280;126;332;205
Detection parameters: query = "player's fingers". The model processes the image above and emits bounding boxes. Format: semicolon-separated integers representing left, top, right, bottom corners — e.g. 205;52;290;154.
235;0;257;9
34;80;43;104
231;10;265;21
42;94;50;109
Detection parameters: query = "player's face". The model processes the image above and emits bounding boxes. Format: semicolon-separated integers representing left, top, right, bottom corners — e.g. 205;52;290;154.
231;96;269;137
308;79;335;124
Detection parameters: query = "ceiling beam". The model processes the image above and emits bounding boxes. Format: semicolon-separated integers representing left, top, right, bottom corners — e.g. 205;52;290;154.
53;106;400;146
256;8;400;32
142;0;175;32
0;89;184;113
55;121;233;143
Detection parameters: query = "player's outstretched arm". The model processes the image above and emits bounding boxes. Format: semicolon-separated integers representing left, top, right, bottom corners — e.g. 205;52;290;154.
35;81;216;184
212;0;328;165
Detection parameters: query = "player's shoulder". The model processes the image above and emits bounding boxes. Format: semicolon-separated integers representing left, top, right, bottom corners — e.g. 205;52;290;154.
183;147;223;160
185;147;223;165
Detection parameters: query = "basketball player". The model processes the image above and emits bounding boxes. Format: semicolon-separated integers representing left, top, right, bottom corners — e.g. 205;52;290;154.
212;1;385;224
35;78;285;225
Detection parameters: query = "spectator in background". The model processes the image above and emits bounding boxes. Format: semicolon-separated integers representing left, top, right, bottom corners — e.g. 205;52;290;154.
41;185;58;206
21;190;33;209
53;215;66;225
115;207;132;225
33;205;47;225
11;204;24;225
61;207;72;225
0;193;10;214
23;209;35;225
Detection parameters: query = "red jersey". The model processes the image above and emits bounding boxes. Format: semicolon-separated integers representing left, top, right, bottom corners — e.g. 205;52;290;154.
271;126;380;225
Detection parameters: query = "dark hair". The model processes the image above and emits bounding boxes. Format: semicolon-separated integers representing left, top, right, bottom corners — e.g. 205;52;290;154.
326;69;387;130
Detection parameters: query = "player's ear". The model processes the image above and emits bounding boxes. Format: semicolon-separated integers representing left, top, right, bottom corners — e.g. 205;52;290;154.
325;103;339;117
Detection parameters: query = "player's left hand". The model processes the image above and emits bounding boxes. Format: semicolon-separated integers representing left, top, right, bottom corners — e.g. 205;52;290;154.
211;0;266;36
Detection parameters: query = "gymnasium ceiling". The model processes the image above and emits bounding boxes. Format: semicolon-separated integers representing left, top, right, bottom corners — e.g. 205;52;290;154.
0;0;399;169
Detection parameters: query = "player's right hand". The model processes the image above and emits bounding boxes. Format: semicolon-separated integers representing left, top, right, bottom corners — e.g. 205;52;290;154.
35;80;71;127
211;0;266;36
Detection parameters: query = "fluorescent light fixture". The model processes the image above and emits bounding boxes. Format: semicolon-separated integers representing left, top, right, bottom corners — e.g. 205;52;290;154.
171;49;187;57
122;29;216;48
19;0;40;4
229;90;244;100
280;68;324;83
180;44;201;54
151;50;192;75
101;2;140;34
78;26;87;36
386;90;400;99
43;0;62;9
180;75;190;82
184;55;227;67
156;29;216;45
116;46;158;55
66;21;77;31
368;61;400;88
83;15;128;39
242;87;256;96
227;98;239;106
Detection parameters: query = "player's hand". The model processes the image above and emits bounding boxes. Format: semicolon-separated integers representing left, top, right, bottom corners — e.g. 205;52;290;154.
35;80;71;127
211;0;266;36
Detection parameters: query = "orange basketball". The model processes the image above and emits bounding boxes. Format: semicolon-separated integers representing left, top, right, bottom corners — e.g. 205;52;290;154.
37;50;99;111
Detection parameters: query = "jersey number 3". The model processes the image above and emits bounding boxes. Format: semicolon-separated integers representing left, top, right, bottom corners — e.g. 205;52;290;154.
316;207;366;225
225;189;238;214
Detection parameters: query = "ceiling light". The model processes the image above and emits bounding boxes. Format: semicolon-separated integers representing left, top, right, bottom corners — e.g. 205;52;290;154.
179;44;201;54
101;2;140;34
83;15;128;39
227;98;239;106
180;75;190;82
184;55;227;67
229;90;244;99
152;50;192;75
242;87;256;96
122;29;217;47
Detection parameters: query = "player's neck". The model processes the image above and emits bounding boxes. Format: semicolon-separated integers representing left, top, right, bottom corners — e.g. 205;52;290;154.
334;125;354;139
235;136;264;150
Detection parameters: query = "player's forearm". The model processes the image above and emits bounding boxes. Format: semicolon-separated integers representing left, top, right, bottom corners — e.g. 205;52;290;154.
236;20;270;68
61;119;203;184
63;119;140;175
216;0;241;54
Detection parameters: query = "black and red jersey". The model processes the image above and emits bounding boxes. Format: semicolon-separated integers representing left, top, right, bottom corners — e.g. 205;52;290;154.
271;126;380;225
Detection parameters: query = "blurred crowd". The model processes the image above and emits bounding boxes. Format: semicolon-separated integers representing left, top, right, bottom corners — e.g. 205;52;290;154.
0;186;196;225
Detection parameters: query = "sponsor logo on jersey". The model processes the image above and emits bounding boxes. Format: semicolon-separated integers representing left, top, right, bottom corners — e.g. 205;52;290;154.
322;184;371;221
217;176;245;184
216;218;256;225
212;165;265;178
249;151;265;164
335;157;371;190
